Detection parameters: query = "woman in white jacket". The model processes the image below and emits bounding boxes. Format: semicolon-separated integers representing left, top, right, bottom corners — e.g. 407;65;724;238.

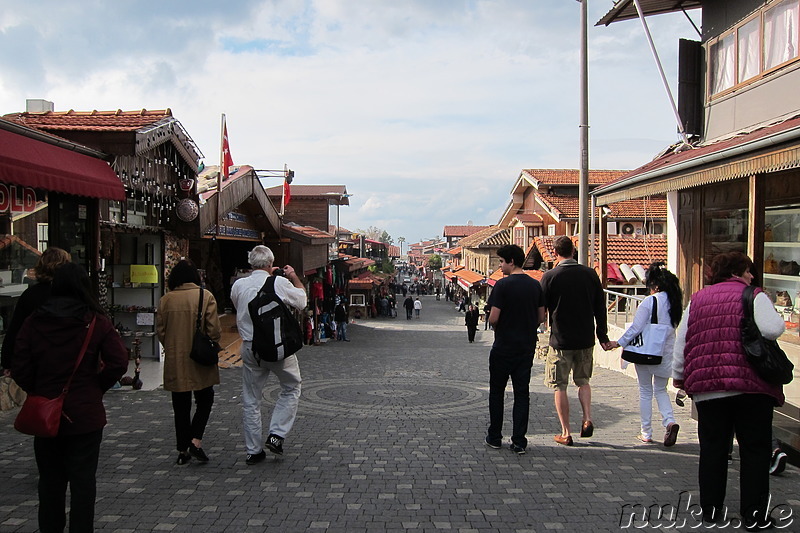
609;263;683;446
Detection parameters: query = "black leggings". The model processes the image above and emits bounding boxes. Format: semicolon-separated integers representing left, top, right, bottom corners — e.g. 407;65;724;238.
171;386;214;452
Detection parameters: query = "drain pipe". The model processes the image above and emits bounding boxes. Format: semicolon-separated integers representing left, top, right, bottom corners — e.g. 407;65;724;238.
632;0;691;148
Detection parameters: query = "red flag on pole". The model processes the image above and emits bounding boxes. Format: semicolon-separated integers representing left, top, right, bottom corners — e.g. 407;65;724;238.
283;179;291;207
222;120;234;181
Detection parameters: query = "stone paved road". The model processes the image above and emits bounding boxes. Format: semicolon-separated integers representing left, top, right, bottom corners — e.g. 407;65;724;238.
1;295;797;532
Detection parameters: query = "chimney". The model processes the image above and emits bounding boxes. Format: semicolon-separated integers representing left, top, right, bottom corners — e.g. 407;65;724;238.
26;99;54;113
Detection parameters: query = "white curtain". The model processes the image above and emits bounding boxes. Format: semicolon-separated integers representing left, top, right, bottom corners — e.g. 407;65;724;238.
711;34;735;94
738;17;761;82
764;0;799;70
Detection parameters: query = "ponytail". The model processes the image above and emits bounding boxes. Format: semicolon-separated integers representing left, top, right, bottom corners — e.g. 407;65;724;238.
645;262;683;327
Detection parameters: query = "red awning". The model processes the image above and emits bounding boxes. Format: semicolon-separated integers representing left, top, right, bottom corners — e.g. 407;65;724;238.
0;128;125;201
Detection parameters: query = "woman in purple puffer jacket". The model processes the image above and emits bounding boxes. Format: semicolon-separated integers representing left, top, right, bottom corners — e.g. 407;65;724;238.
673;252;785;531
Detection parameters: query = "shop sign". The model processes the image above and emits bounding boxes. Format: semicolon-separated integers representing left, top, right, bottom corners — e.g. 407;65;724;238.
0;183;37;214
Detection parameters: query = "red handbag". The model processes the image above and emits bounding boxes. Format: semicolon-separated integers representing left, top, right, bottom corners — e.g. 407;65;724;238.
14;317;96;438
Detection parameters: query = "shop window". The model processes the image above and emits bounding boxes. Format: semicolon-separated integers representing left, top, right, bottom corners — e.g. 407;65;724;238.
703;208;748;281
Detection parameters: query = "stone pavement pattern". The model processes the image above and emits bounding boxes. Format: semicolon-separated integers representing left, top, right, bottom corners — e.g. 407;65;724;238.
1;296;797;532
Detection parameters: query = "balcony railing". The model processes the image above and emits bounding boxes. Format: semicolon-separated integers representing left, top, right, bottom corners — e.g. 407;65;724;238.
605;285;647;329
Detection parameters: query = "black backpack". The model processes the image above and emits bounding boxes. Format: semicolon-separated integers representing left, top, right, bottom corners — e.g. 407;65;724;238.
248;276;304;363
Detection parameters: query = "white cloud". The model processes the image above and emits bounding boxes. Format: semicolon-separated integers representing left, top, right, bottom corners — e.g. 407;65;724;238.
0;0;701;243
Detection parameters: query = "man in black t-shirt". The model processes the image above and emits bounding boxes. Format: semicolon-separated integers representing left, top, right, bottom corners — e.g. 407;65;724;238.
485;245;545;455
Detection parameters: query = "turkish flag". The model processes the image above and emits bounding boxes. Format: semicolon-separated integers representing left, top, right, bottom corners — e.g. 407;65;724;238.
222;123;234;181
283;179;291;207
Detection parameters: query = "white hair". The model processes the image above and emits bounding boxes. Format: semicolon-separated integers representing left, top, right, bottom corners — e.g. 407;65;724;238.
248;245;274;269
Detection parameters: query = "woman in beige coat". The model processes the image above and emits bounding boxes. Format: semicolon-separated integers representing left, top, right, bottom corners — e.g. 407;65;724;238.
156;259;221;465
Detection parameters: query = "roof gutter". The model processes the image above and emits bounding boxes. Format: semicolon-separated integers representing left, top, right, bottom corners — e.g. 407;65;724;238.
592;123;800;202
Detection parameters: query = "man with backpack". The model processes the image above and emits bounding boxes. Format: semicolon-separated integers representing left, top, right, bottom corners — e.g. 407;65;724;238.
230;245;307;465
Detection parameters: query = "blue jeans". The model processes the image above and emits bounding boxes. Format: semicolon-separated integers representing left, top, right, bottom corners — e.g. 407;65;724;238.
337;321;348;340
241;342;302;454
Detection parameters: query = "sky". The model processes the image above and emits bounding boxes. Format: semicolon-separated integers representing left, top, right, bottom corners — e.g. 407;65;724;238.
0;1;702;246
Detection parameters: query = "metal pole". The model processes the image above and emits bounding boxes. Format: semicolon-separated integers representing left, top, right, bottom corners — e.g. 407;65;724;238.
578;0;589;265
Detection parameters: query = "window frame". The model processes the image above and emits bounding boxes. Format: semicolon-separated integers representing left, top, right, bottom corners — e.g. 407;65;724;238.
707;0;799;100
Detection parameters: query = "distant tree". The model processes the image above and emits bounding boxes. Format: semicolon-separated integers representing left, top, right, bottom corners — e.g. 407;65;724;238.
356;226;384;241
379;230;393;245
428;254;442;270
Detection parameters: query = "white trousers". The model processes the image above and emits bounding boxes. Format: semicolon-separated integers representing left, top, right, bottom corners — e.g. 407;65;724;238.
635;364;675;440
241;342;302;454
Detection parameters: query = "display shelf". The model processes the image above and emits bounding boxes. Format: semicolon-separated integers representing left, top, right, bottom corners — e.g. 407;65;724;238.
765;242;800;248
109;233;162;359
764;273;800;282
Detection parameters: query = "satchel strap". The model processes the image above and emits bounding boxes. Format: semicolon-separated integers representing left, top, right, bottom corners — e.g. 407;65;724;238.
195;287;204;333
63;316;97;395
650;296;659;324
742;285;756;320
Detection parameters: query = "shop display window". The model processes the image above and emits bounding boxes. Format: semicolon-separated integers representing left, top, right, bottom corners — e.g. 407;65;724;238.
764;207;800;344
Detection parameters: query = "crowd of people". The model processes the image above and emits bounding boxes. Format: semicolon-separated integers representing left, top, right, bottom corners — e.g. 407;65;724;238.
484;239;788;531
0;240;793;531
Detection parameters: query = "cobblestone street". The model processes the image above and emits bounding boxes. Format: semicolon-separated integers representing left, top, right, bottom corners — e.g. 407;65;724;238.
1;295;797;532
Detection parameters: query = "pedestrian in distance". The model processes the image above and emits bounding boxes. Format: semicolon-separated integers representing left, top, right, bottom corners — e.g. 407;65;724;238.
1;247;71;376
414;297;422;318
673;252;785;530
334;299;349;341
485;244;545;455
607;262;683;446
404;295;414;320
12;262;128;533
230;245;308;465
156;259;222;465
465;304;480;343
540;236;611;446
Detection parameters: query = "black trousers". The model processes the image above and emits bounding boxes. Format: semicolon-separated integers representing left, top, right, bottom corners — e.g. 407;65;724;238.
488;350;534;448
467;326;477;342
695;393;773;525
34;429;103;533
171;386;215;452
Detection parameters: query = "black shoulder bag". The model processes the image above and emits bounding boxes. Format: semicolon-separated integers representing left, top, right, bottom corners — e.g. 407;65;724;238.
741;285;794;385
189;288;222;366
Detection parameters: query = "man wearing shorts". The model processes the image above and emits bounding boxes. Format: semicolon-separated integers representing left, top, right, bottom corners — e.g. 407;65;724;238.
485;244;545;455
541;236;610;446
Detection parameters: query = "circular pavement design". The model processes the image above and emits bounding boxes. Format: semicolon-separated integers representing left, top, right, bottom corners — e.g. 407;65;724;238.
263;377;486;419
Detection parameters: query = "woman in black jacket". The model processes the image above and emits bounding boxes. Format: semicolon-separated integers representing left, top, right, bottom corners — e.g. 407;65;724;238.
13;262;128;533
1;247;71;375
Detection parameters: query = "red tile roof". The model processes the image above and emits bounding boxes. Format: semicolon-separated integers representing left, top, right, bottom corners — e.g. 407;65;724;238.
453;268;485;285
447;246;462;255
282;223;335;241
535;192;666;219
4;109;173;132
522;169;629;186
532;234;667;267
443;225;492;238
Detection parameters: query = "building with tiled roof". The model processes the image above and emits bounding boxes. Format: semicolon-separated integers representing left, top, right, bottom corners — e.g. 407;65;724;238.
443;224;492;247
498;168;667;251
526;234;667;282
457;225;510;276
